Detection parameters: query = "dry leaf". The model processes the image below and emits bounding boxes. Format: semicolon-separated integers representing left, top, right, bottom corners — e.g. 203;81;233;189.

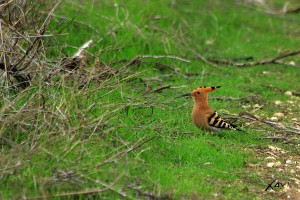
285;91;292;96
267;162;275;168
274;113;284;117
265;156;276;160
286;160;292;164
270;117;278;121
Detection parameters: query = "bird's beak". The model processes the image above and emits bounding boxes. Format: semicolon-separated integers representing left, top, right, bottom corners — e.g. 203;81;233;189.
176;93;192;98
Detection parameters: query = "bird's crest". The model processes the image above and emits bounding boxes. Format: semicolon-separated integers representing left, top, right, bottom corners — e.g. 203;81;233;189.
193;86;221;93
177;86;221;98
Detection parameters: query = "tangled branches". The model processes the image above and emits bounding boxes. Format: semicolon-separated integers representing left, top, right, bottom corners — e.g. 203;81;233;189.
0;0;62;89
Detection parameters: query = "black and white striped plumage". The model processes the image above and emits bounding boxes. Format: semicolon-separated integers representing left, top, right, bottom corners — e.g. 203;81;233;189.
207;111;239;131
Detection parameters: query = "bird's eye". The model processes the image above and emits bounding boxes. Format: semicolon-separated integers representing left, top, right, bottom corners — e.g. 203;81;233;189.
197;92;200;94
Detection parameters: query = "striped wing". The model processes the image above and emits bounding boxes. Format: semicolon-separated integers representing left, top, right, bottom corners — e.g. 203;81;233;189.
207;111;238;131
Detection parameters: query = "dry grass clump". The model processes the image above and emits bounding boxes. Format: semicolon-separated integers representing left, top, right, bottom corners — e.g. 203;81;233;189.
0;0;120;146
0;1;153;198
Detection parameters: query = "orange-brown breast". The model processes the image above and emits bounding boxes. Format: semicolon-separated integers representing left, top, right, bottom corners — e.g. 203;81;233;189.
191;103;214;131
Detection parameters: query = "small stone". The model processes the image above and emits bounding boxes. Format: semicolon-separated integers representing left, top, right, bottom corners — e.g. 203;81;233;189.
285;91;292;96
268;145;286;153
242;105;251;109
283;184;291;192
265;156;276;160
292;118;297;121
286;160;292;164
274;161;281;167
204;162;212;165
290;169;295;174
267;162;275;168
270;117;278;121
253;104;261;109
213;193;220;197
289;61;296;66
268;145;277;151
275;100;283;105
274;113;284;117
268;189;275;193
205;39;214;45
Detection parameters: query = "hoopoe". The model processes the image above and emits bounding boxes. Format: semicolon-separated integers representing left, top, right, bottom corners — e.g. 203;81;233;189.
179;86;242;132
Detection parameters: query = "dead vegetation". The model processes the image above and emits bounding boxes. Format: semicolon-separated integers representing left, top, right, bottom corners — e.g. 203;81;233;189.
0;1;61;89
0;1;156;199
0;0;299;199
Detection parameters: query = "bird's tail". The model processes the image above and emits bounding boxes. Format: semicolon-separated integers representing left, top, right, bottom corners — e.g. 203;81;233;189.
229;123;248;133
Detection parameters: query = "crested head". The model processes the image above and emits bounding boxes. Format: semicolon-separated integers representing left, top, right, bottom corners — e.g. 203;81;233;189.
191;86;221;102
191;86;221;96
177;86;221;100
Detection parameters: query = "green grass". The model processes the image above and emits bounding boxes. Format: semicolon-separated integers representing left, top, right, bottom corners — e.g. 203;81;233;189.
1;0;300;199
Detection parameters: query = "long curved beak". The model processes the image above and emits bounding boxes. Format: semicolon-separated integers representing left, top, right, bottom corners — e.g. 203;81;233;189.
176;93;192;98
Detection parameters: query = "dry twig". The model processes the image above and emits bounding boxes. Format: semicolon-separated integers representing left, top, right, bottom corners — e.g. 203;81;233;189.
190;49;220;68
140;55;190;63
0;1;63;89
73;40;93;58
284;6;300;14
207;49;300;67
238;111;300;134
144;84;172;95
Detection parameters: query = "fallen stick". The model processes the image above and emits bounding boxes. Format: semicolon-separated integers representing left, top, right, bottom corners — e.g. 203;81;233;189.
284;6;300;14
152;84;171;93
238;111;300;134
292;91;300;97
10;33;68;39
191;49;220;68
210;95;261;102
236;1;300;15
73;40;93;58
140;55;190;63
111;54;190;65
207;49;300;67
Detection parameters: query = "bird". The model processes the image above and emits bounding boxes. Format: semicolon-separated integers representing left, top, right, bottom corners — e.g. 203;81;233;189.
178;86;243;132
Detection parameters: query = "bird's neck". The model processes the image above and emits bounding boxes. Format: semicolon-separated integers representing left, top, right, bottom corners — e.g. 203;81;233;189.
194;95;209;109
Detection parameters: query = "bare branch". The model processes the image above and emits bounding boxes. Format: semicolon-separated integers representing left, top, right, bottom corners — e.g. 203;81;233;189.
73;40;93;58
238;112;300;134
10;33;68;39
284;6;300;14
190;49;220;68
140;55;190;63
207;49;300;67
0;0;15;12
